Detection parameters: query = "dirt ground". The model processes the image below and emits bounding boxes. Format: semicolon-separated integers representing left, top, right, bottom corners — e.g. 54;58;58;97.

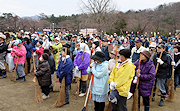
0;71;180;111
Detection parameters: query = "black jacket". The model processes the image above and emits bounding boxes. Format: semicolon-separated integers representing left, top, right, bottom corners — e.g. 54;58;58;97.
153;51;171;78
48;54;55;74
174;53;180;74
35;61;51;86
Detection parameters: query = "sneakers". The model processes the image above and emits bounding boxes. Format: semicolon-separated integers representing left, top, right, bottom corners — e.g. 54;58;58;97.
0;71;7;79
20;77;26;82
79;93;86;97
42;94;50;99
16;77;21;80
159;99;164;106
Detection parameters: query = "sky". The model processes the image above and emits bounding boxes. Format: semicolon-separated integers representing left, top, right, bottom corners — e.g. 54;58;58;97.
0;0;179;17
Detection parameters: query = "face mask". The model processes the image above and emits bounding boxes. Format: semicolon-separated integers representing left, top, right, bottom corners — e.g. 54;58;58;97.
124;39;127;43
39;57;43;61
43;37;45;40
95;61;97;64
92;44;95;48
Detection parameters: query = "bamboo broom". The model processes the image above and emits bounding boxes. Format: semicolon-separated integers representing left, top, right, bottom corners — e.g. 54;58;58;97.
132;55;141;111
150;50;163;102
53;47;61;92
167;52;175;102
74;46;86;99
10;44;23;82
105;45;118;111
33;54;43;103
52;47;67;107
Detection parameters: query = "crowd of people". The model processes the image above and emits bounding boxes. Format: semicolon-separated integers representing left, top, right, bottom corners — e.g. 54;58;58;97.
0;30;180;111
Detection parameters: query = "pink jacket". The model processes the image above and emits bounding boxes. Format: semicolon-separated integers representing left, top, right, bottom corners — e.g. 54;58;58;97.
11;45;27;64
35;46;44;59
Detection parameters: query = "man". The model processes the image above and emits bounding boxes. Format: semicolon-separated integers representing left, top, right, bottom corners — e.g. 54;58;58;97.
42;35;50;49
0;34;7;78
70;36;77;61
153;44;171;106
101;38;113;61
141;37;149;48
131;39;147;63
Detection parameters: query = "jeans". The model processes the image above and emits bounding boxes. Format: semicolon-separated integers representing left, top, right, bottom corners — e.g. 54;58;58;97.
16;64;25;78
65;85;70;103
174;74;179;86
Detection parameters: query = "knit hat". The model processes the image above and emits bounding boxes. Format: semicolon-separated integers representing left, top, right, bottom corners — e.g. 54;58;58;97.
119;49;131;58
141;51;151;59
42;53;49;61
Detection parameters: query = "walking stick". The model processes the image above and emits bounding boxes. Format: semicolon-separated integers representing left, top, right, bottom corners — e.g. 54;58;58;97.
52;47;67;107
132;55;141;111
74;46;86;99
150;50;163;102
10;44;23;82
167;52;175;102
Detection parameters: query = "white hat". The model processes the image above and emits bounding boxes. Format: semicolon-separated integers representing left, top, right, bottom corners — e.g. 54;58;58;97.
55;37;60;41
93;39;99;42
31;34;36;37
149;42;156;48
0;34;6;39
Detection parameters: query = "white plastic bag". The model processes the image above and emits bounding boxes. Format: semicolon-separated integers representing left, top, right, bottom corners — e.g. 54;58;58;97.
6;53;14;72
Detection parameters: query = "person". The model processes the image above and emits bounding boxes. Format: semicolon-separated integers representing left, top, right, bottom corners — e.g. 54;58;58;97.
56;47;73;105
11;39;27;82
43;49;55;91
149;42;157;61
32;41;44;68
172;46;180;90
141;37;149;48
152;44;171;106
131;39;147;63
35;53;51;99
70;36;77;61
108;49;135;111
42;35;50;49
131;51;156;111
50;37;62;69
101;38;113;61
74;43;90;96
87;51;109;111
24;38;33;74
0;34;7;78
91;39;101;55
108;49;120;74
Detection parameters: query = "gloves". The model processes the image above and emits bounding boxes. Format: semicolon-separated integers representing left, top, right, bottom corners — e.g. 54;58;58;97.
49;42;53;46
90;62;96;68
75;66;79;71
157;58;164;65
110;81;117;90
171;61;175;66
32;48;37;51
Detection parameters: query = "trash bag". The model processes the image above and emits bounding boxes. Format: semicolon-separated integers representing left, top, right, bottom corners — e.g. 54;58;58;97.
6;53;14;72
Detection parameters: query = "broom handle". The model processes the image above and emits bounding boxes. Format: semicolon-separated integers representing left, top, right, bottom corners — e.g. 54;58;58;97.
64;47;67;63
84;75;92;107
171;52;175;80
136;55;141;89
155;50;163;73
115;45;118;63
89;74;93;99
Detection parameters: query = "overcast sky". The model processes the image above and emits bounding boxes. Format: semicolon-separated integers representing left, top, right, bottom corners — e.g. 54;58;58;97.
0;0;179;17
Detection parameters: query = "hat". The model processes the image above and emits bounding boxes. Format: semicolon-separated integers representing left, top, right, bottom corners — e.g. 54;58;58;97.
63;44;71;48
38;41;43;45
14;39;22;45
119;49;131;58
149;42;156;48
135;39;142;43
91;51;106;62
0;34;6;39
61;37;67;40
42;53;49;61
55;37;60;41
111;49;120;57
31;34;36;37
141;51;151;59
157;44;166;49
102;38;108;42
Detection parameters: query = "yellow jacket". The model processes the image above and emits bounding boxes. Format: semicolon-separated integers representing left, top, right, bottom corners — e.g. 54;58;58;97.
108;60;135;97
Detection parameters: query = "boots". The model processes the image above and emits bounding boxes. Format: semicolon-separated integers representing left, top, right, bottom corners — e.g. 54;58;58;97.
0;70;7;79
159;94;165;106
20;76;26;82
144;106;150;111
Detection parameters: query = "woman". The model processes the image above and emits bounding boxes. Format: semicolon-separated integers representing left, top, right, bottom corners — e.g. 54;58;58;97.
74;43;90;97
131;50;156;111
108;49;135;111
87;51;109;111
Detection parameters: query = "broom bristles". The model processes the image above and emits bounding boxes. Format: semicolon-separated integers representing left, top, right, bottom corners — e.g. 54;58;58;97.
10;74;16;82
35;78;43;103
104;101;112;111
53;82;61;92
167;79;175;102
132;89;139;111
52;77;65;107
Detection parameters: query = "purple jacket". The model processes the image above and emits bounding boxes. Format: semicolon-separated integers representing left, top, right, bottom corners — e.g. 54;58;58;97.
74;52;90;75
130;60;156;97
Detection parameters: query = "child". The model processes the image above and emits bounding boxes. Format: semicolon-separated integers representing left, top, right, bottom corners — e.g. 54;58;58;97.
35;53;51;99
11;39;27;82
56;47;73;105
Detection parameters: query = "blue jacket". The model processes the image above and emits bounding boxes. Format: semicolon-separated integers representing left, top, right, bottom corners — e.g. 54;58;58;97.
87;61;109;95
24;43;33;58
101;46;111;61
56;57;73;86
